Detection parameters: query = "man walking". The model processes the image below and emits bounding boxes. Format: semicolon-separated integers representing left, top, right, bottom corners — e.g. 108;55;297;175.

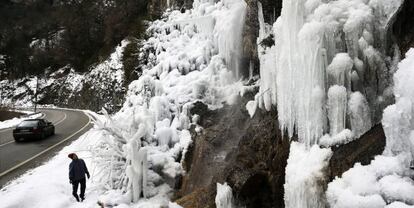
68;153;90;202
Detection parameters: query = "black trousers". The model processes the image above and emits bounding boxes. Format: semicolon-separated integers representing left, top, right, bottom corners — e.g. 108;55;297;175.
72;178;86;200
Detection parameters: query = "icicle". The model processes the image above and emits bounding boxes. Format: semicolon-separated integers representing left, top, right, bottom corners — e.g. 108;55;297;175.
248;60;254;80
213;0;247;79
327;85;347;136
215;183;234;208
348;92;371;138
246;100;257;118
275;9;327;144
258;1;265;40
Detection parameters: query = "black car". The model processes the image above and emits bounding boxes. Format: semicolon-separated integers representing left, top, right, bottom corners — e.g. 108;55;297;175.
13;119;55;141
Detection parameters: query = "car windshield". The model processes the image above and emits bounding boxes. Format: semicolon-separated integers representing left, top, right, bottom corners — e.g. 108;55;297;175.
18;120;39;127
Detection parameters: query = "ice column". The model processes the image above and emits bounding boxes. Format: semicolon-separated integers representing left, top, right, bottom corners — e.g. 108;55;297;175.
284;142;333;208
213;0;247;79
274;0;327;145
215;183;234;208
126;127;148;202
327;86;347;136
258;1;265;40
348;92;372;138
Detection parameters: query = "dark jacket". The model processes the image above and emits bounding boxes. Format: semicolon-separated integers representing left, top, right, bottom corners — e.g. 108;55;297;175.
69;159;89;181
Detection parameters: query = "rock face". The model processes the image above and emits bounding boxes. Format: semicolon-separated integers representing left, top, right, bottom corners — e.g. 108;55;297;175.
176;92;292;208
240;0;259;79
392;0;414;56
328;124;386;181
175;93;386;208
238;0;283;79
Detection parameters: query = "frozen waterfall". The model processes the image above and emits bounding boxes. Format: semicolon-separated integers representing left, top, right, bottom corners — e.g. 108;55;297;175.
256;0;394;147
172;0;247;80
255;0;399;207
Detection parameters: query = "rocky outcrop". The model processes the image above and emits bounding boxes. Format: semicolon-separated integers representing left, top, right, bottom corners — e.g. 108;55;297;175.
328;124;386;181
392;0;414;56
175;186;217;208
175;91;386;208
175;91;292;208
241;0;283;79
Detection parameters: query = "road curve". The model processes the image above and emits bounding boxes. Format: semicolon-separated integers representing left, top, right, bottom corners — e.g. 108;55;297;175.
0;108;92;188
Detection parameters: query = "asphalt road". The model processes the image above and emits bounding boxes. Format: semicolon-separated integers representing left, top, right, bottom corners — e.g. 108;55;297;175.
0;108;92;188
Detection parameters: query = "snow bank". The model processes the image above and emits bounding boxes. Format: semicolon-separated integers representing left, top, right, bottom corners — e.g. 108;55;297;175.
284;142;333;208
0;111;43;130
326;154;413;208
327;49;414;208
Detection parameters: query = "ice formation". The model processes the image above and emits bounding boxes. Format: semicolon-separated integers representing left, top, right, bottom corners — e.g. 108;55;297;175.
383;48;414;156
327;85;347;136
326;49;414;208
348;91;372;138
284;142;333;208
91;0;247;206
215;183;235;208
256;0;397;146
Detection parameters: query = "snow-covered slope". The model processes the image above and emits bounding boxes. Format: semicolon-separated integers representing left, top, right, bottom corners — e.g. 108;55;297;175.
91;0;248;206
1;0;248;207
0;40;129;112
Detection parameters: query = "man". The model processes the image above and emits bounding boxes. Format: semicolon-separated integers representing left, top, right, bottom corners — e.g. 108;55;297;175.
68;153;90;202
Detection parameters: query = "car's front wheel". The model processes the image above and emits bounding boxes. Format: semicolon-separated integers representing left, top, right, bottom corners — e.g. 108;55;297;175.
14;137;21;142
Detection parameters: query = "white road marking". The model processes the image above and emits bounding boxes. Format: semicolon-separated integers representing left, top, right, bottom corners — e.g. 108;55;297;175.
0;111;91;178
53;112;67;126
0;140;14;147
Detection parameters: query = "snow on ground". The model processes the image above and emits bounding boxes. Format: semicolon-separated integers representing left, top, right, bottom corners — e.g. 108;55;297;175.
0;111;43;130
0;112;106;208
326;49;414;208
